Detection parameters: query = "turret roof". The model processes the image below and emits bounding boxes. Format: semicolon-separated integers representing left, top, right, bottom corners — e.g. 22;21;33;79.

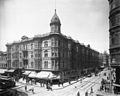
50;9;61;24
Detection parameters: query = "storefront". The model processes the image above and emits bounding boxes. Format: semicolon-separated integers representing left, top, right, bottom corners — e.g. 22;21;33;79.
22;70;31;80
0;69;7;75
4;69;15;76
28;71;38;84
36;71;61;84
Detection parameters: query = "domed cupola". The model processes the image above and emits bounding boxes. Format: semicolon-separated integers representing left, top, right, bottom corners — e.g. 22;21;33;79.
50;9;61;34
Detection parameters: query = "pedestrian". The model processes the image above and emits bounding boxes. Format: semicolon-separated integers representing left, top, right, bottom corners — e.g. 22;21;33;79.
31;87;35;94
100;85;102;91
58;81;60;87
90;87;93;93
46;82;48;90
25;85;27;92
80;78;82;83
61;82;64;87
69;80;71;85
40;81;42;87
85;91;88;96
105;84;107;92
50;85;52;91
77;91;80;96
47;83;52;91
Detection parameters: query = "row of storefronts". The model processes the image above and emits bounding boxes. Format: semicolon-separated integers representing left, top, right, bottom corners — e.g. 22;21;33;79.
0;67;96;84
0;69;61;83
23;70;60;80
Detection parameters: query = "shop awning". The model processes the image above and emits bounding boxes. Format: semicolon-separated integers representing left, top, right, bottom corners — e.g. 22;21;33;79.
28;71;37;78
36;71;50;79
36;71;60;79
5;69;14;73
0;69;7;74
23;71;31;75
49;74;60;79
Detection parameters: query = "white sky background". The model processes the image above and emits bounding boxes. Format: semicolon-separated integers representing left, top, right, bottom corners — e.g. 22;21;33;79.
0;0;109;53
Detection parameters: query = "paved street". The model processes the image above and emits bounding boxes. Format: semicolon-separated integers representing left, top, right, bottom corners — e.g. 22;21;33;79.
13;68;120;96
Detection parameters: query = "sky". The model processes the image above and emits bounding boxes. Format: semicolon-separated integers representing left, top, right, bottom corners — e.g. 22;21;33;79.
0;0;109;53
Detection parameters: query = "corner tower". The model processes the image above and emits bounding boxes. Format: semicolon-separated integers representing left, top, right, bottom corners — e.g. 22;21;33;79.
108;0;120;93
50;9;61;34
108;0;120;66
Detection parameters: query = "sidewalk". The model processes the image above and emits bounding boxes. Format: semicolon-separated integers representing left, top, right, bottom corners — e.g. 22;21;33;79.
18;78;85;90
88;89;120;96
95;90;119;96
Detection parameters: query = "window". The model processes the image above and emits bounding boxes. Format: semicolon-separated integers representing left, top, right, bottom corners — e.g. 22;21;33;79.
31;43;33;49
52;60;54;69
35;54;38;57
20;53;22;58
31;62;34;68
55;41;57;46
52;53;54;57
76;46;78;52
34;41;38;49
12;47;14;51
31;52;33;58
20;62;22;67
44;41;48;47
68;43;71;50
51;26;55;32
52;48;58;57
23;45;25;50
55;53;57;57
63;61;64;68
51;38;54;46
55;60;58;68
44;61;48;68
19;45;21;51
38;54;41;57
44;50;48;57
12;53;15;59
111;38;115;45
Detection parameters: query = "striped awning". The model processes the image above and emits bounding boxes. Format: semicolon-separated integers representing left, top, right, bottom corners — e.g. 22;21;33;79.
36;71;60;79
0;69;7;74
5;69;14;72
28;71;37;78
23;71;31;75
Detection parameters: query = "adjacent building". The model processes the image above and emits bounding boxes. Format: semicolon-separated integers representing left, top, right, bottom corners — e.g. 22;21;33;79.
108;0;120;66
99;52;110;68
108;0;120;93
6;10;100;80
0;51;7;69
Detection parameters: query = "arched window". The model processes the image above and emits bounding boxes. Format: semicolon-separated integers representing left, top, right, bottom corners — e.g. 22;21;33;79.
51;38;55;46
44;61;48;68
44;50;48;57
31;62;33;68
44;41;48;47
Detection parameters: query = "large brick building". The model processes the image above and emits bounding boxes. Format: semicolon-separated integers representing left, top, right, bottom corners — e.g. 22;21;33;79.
108;0;120;93
6;10;100;80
